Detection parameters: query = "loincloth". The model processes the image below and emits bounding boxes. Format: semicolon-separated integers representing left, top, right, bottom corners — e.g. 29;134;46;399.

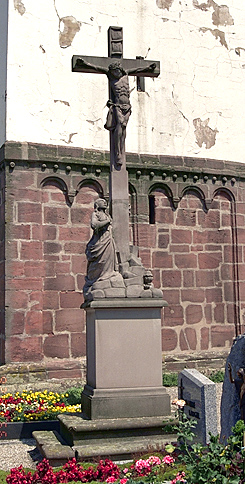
105;103;131;131
114;104;132;115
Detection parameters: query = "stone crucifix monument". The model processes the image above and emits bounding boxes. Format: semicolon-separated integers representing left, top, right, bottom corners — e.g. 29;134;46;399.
72;26;170;421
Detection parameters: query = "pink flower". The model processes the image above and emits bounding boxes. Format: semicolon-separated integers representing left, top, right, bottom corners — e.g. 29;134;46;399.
135;459;151;475
172;399;186;409
171;471;186;483
146;456;161;466
163;455;175;465
123;468;128;474
120;479;128;484
106;477;117;483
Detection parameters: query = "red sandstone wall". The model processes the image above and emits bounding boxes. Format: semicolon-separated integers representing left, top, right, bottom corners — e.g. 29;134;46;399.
3;157;245;369
138;188;241;355
5;169;103;372
0;169;5;364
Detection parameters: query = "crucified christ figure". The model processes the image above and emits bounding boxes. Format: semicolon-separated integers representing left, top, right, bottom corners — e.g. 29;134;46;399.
76;58;156;166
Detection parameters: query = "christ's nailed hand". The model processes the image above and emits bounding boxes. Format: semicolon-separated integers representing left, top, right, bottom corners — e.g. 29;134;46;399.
149;63;156;70
77;58;85;65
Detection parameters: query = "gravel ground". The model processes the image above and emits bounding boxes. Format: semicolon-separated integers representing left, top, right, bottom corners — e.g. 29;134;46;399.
0;383;223;472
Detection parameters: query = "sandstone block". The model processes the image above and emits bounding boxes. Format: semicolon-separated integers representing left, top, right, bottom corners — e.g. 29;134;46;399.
93;280;111;290
124;275;142;287
126;285;142;297
140;289;152;298
128;253;142;266
110;273;125;288
91;289;105;299
152;288;163;298
129;266;145;276
104;287;126;298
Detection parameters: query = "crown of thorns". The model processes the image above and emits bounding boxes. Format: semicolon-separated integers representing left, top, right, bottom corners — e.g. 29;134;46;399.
108;61;124;71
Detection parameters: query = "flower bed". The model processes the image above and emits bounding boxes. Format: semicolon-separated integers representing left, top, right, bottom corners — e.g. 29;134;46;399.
5;396;245;483
0;389;82;423
6;455;178;484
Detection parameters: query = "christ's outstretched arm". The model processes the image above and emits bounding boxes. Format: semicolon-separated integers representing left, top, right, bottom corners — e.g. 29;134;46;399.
126;62;156;76
75;58;108;75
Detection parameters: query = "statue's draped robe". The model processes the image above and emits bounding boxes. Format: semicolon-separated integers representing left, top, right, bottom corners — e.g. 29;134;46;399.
84;213;116;295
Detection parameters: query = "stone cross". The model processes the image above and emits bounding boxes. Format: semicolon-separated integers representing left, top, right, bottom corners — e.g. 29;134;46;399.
72;26;160;267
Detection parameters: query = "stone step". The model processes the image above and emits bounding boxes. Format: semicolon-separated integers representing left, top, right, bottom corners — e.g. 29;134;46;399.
58;414;177;446
33;428;177;464
32;415;177;465
74;433;177;460
33;430;75;467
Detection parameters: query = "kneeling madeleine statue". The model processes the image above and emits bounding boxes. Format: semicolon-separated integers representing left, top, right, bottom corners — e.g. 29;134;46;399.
83;198;116;301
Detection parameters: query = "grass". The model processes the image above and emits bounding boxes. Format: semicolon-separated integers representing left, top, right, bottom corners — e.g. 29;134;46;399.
0;470;8;484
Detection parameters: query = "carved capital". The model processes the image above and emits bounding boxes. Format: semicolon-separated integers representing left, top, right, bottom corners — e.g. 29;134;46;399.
67;190;77;205
172;197;180;209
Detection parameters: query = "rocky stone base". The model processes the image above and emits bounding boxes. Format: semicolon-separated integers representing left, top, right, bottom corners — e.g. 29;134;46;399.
83;247;163;304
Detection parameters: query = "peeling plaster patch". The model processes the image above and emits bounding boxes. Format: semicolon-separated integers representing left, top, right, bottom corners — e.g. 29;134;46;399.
193;118;218;149
86;118;102;125
156;0;175;10
54;100;70;107
199;27;228;49
14;0;26;15
193;0;211;11
59;16;81;48
235;47;245;56
193;0;234;27
61;133;78;144
212;5;234;27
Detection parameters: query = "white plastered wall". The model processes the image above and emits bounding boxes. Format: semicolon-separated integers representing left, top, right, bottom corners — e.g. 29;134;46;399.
5;0;245;162
0;1;8;147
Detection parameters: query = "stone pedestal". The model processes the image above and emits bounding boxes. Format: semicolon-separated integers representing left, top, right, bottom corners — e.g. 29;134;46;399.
33;298;173;463
81;299;170;419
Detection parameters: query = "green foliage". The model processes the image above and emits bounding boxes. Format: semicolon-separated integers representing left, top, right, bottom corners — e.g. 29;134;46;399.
65;482;99;484
0;470;8;483
123;480;145;484
209;370;225;383
162;463;186;480
64;387;83;405
173;414;245;484
162;373;178;387
162;418;178;434
162;370;225;387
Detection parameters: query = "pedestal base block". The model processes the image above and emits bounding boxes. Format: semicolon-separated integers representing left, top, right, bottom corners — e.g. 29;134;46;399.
82;385;170;419
83;299;170;420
